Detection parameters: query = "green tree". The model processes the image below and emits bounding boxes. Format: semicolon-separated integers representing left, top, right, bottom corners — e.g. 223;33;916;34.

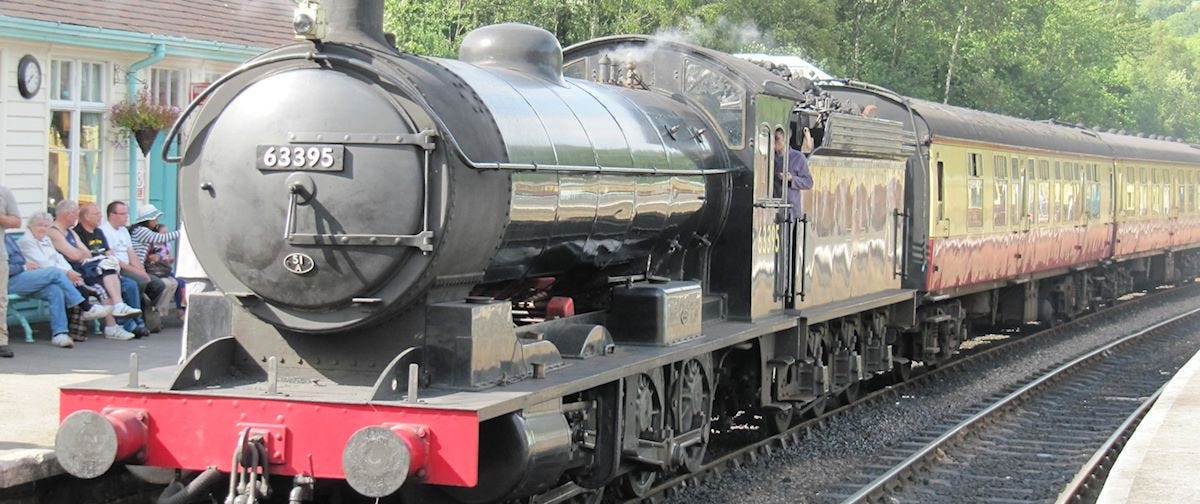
378;0;1200;141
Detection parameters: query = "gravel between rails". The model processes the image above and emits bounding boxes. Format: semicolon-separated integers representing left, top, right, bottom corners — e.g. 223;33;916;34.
881;316;1200;503
663;285;1200;504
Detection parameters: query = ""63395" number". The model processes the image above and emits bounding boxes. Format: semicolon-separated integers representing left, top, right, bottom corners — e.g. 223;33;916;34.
256;144;344;171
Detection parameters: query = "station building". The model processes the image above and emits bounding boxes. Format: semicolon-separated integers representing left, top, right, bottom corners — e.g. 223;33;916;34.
0;0;293;227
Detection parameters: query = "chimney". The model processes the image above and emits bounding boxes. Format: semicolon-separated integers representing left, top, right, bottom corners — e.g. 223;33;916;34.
295;0;390;49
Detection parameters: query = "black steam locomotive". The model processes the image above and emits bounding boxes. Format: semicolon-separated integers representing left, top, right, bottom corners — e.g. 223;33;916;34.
55;0;1200;502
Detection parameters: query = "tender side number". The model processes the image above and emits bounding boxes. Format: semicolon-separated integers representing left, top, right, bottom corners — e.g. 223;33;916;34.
257;144;344;171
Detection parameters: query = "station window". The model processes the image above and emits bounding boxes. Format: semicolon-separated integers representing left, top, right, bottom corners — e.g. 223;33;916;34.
48;59;107;212
150;68;184;108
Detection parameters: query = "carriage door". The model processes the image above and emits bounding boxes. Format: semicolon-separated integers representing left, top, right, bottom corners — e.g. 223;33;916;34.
752;95;796;312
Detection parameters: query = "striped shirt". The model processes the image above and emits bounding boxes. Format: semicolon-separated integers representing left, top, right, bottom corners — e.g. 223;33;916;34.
130;225;181;264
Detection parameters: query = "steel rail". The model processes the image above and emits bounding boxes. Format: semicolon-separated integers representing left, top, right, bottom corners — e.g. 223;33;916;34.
1054;386;1164;504
839;304;1200;504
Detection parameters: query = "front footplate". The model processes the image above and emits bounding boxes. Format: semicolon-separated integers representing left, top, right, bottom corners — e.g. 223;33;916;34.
57;387;479;487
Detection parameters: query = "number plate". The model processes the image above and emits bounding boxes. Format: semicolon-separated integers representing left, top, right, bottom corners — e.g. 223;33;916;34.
257;145;345;171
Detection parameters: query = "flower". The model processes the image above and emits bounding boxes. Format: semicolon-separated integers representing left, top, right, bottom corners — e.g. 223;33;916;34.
110;90;180;133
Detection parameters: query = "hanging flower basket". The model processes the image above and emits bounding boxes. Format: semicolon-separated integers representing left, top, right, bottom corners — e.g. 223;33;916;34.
134;128;160;156
110;90;180;157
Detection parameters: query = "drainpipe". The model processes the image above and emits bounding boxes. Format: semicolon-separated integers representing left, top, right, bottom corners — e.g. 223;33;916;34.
126;44;166;217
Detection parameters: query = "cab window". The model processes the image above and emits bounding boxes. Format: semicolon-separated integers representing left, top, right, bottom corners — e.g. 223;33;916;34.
563;58;587;79
683;60;745;149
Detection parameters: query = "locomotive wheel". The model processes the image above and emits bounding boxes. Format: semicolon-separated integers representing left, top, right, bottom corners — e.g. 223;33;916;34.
802;395;827;419
839;382;860;405
672;358;712;473
764;405;793;434
891;360;913;384
620;373;663;498
620;470;656;498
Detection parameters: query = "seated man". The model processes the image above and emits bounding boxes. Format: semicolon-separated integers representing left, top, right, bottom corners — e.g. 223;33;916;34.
46;201;141;319
101;201;172;332
6;235;114;347
72;202;148;339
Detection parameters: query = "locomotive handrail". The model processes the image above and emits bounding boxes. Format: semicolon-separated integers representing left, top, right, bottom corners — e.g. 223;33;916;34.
165;48;738;177
893;208;910;280
798;215;809;302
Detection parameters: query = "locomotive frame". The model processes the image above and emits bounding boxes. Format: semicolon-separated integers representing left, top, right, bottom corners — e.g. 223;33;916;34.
54;1;1200;502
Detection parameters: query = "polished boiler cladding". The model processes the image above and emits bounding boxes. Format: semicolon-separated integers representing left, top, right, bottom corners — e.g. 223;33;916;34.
179;21;729;333
54;0;1200;503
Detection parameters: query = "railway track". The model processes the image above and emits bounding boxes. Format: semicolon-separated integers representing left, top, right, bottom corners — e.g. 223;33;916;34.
839;305;1200;503
618;281;1200;504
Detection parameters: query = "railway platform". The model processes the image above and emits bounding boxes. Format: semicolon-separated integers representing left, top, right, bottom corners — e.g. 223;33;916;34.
1096;346;1200;503
0;325;181;490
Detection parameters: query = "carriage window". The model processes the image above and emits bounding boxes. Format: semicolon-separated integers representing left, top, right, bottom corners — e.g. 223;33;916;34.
1190;171;1196;213
968;178;984;228
1086;163;1101;219
1139;168;1149;216
1124;167;1136;213
684;60;745;148
1178;173;1186;214
968;153;983;177
1026;159;1037;220
993;155;1008;227
936;161;946;221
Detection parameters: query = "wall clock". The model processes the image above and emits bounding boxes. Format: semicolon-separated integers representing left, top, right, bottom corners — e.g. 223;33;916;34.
17;54;41;99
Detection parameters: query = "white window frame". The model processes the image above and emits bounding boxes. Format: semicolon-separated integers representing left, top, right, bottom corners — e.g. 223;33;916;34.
48;58;108;207
150;67;185;108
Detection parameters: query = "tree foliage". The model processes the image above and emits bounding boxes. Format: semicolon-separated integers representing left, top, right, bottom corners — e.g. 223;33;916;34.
382;0;1200;142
